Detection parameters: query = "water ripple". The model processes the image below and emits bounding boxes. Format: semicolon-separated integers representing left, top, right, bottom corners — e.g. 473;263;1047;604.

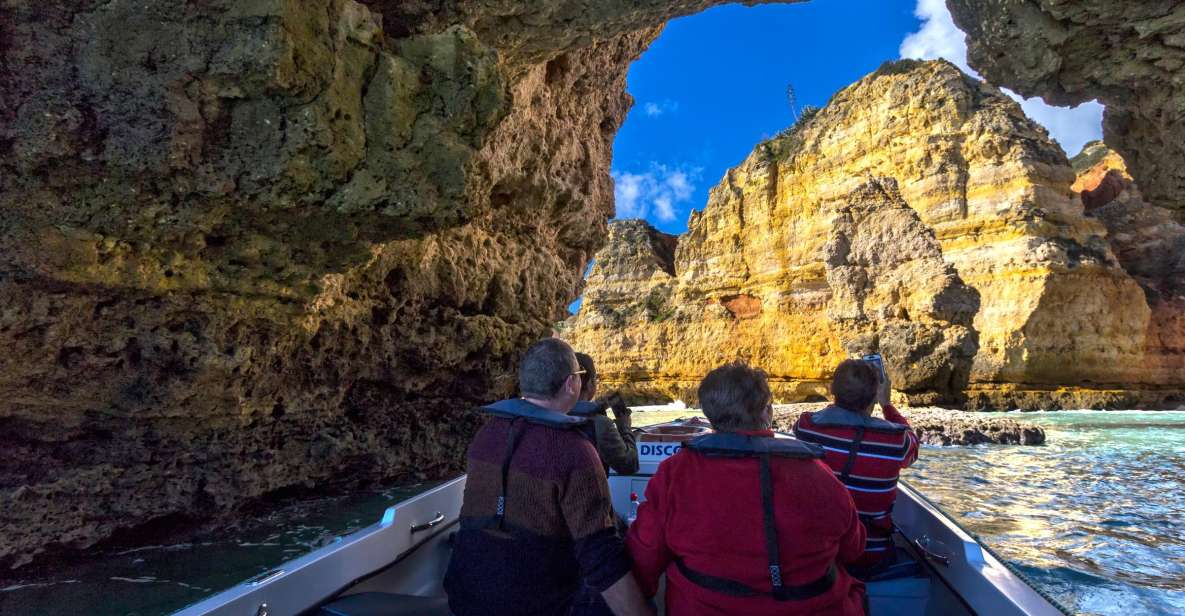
906;411;1185;615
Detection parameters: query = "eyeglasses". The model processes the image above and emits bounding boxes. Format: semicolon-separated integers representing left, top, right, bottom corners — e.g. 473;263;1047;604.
571;369;587;376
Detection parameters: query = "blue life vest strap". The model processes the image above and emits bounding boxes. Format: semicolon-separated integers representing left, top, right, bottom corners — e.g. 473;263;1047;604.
494;418;525;529
569;400;605;417
839;425;867;484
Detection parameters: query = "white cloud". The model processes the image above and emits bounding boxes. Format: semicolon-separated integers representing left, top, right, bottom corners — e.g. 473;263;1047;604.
665;169;694;201
612;164;701;223
614;172;647;218
899;0;1102;156
654;196;675;221
899;0;973;76
641;100;679;117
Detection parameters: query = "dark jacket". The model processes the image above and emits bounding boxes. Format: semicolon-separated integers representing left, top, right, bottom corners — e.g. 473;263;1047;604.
444;399;631;616
571;399;640;475
626;429;867;615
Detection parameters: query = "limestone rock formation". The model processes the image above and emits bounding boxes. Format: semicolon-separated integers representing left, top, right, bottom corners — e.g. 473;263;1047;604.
1074;142;1185;391
566;60;1183;410
948;1;1185;217
0;0;674;570
566;171;982;406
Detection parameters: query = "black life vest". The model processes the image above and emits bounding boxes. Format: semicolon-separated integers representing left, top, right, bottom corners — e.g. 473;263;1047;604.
676;432;839;602
471;399;589;531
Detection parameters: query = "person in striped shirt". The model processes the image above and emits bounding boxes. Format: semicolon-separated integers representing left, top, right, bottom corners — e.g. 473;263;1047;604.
792;359;920;575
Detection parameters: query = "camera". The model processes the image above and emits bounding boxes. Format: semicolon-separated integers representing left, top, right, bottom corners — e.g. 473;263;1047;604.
862;354;886;384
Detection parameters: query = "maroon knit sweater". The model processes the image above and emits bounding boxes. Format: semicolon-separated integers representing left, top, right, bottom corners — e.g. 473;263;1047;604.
444;416;630;616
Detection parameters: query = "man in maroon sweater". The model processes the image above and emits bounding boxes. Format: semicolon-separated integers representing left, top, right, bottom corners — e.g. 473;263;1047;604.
793;359;920;573
627;362;867;615
444;338;652;616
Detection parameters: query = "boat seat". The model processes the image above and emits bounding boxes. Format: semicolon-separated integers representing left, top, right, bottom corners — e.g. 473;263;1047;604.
317;592;450;616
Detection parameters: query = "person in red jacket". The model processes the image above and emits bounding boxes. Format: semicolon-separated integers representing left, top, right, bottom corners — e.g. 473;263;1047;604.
626;362;868;615
792;359;920;575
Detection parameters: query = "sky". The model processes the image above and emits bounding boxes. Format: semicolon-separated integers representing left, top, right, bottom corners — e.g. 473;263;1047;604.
611;0;1105;236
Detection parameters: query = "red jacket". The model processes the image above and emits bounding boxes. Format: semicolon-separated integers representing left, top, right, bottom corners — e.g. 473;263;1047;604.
626;429;867;615
793;405;919;567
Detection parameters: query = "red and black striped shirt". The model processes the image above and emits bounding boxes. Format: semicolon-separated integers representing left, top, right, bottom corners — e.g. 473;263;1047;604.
792;405;919;567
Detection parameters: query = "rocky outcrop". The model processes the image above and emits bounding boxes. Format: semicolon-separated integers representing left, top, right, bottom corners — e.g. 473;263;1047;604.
566;60;1183;410
769;405;1046;447
1074;142;1185;391
948;1;1185;218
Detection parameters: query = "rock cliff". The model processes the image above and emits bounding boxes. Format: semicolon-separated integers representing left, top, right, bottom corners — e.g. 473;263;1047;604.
565;60;1185;410
1074;142;1185;390
0;0;677;570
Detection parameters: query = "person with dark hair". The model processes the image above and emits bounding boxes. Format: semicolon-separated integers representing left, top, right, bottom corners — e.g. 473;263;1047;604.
626;362;868;615
570;352;639;475
444;338;652;616
793;358;920;575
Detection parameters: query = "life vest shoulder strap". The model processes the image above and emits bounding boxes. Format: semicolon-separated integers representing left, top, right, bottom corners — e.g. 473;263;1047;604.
569;400;607;418
801;408;908;435
480;398;588;429
684;432;824;459
674;443;836;602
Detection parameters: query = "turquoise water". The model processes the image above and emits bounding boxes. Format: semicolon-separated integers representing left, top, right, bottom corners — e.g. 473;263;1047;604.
3;412;1185;615
905;411;1185;616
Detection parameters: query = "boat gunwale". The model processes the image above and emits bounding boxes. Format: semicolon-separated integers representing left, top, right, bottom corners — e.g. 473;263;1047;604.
171;477;465;616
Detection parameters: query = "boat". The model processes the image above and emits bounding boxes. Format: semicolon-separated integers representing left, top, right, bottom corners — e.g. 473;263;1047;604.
175;419;1070;616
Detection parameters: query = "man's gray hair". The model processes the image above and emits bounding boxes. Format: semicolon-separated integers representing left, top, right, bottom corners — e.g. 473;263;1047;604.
519;338;578;398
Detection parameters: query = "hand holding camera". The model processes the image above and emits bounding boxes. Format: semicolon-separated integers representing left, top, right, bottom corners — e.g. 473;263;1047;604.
862;354;893;409
602;391;632;433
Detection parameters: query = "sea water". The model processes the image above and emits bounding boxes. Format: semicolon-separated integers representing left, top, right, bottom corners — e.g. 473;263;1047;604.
0;483;439;616
2;411;1184;615
905;411;1185;615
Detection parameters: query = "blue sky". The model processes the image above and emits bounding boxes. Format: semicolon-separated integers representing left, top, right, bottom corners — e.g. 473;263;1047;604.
611;0;1105;236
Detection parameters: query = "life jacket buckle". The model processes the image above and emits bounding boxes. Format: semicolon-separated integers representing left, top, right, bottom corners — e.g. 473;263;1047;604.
769;564;783;587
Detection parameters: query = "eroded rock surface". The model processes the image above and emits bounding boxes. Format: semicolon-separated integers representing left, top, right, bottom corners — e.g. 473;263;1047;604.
0;0;679;569
566;60;1183;410
949;0;1185;217
1074;142;1185;391
566;175;980;406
